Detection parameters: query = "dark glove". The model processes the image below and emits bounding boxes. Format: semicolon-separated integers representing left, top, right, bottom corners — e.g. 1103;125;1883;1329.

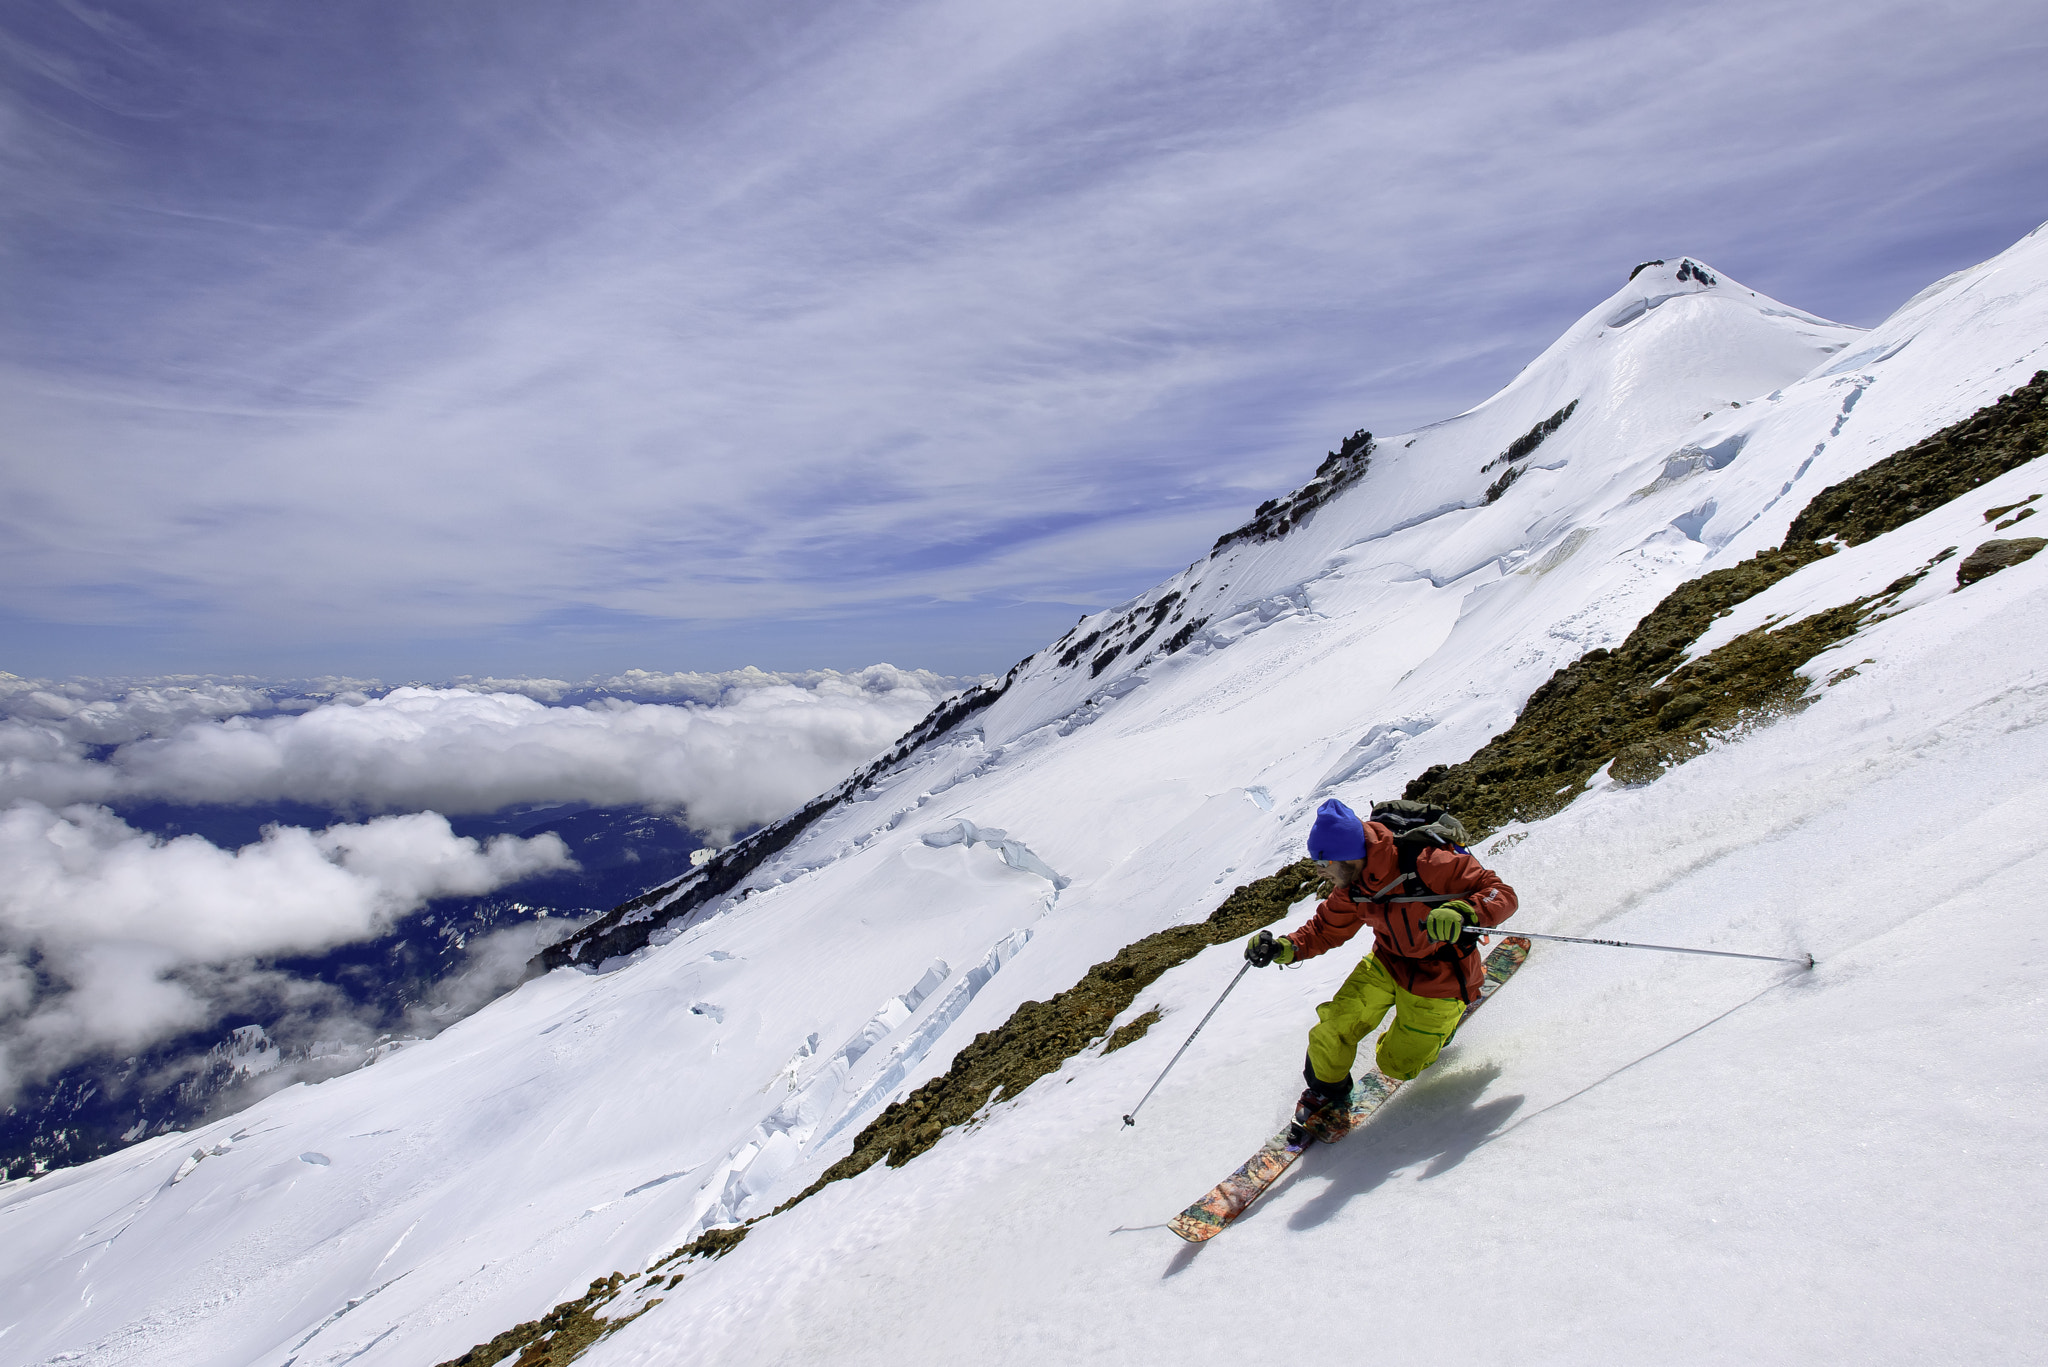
1245;930;1296;967
1424;901;1475;943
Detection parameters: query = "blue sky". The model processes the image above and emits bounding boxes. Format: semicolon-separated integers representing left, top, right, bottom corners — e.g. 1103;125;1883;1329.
3;0;2044;680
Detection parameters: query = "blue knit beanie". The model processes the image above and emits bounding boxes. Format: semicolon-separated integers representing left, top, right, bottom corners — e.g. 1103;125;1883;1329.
1306;798;1366;861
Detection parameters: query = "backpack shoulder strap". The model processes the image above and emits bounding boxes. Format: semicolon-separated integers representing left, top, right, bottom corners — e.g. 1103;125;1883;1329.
1396;837;1422;893
1369;834;1470;904
1376;835;1438;901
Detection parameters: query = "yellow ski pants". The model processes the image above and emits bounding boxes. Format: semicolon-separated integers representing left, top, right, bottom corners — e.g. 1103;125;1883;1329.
1307;952;1467;1084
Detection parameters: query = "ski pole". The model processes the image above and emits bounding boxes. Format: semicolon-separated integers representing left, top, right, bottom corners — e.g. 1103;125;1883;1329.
1478;926;1813;968
1122;961;1252;1127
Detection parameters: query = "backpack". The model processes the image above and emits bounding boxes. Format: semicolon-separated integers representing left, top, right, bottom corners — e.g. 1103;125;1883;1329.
1363;800;1472;903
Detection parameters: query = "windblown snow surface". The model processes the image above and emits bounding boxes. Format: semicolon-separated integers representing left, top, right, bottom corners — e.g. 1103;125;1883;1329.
6;228;2048;1367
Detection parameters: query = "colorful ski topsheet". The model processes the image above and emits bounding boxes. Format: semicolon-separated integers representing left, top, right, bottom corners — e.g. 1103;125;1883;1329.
1166;936;1531;1243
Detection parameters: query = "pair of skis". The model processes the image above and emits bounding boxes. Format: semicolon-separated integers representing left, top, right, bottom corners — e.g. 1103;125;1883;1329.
1166;936;1532;1242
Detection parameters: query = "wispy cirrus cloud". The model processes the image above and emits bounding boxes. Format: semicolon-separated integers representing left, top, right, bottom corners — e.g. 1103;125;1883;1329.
1;0;2044;676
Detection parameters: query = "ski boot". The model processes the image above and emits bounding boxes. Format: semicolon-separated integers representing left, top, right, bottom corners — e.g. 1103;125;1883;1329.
1289;1072;1354;1144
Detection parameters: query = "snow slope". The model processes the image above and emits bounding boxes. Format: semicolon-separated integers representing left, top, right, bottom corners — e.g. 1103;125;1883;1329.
5;228;2047;1367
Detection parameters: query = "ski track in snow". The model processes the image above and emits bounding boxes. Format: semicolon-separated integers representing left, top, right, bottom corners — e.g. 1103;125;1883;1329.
5;235;2048;1366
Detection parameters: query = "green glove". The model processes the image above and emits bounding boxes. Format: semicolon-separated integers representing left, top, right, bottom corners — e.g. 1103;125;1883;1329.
1425;901;1475;943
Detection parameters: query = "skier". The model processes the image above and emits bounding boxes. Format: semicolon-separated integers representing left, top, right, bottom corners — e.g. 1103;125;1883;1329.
1244;798;1517;1140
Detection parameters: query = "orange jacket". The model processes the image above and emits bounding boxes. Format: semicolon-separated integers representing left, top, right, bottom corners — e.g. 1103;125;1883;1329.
1285;822;1517;1002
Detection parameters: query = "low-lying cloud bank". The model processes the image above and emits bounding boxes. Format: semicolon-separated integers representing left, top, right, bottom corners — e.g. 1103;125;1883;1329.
1;663;972;841
0;663;971;1106
0;803;572;1100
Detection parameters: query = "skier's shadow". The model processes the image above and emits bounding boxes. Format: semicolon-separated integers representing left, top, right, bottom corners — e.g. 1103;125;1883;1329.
1283;1063;1521;1231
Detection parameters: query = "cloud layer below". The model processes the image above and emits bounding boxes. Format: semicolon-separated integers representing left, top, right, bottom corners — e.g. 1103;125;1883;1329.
0;803;570;1098
0;663;962;1098
1;664;965;838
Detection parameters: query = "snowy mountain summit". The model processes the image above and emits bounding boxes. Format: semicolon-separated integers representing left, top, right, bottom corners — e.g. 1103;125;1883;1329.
6;222;2047;1367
